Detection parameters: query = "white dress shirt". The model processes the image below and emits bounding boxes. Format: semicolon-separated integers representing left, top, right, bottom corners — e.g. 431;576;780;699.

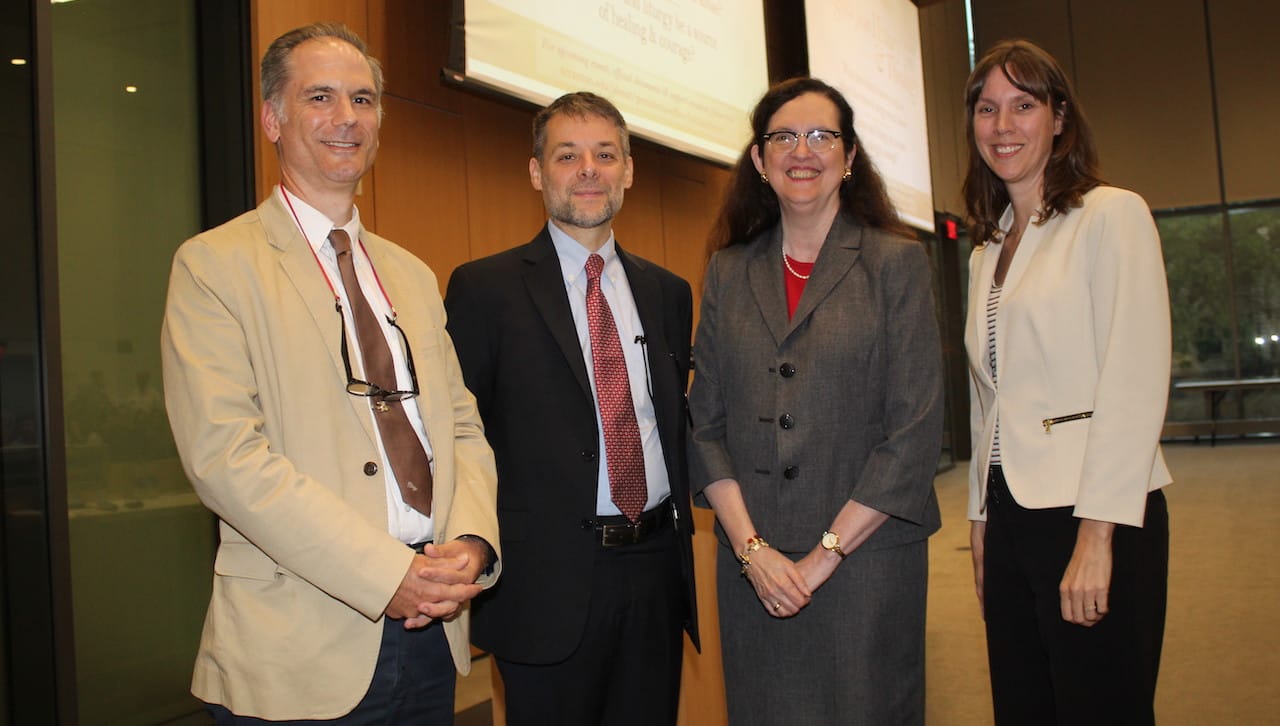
278;186;434;543
546;221;672;516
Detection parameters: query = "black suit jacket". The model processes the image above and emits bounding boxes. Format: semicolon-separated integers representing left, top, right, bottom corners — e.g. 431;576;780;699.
445;226;699;664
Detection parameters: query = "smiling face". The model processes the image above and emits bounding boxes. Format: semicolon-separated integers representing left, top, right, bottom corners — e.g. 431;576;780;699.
750;92;855;218
529;112;634;249
972;67;1063;205
262;37;380;211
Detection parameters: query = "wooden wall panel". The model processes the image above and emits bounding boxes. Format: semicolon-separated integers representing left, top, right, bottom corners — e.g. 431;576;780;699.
1071;0;1219;209
677;508;728;726
1209;0;1280;203
370;95;469;290
369;0;465;113
612;142;670;266
658;158;729;301
460;93;546;260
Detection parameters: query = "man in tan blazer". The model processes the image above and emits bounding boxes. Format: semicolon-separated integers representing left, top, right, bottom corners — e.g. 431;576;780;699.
161;23;499;722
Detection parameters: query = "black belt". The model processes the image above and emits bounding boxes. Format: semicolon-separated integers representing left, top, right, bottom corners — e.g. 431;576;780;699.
585;500;673;547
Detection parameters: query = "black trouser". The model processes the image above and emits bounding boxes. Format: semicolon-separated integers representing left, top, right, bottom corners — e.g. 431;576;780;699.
496;523;685;726
983;465;1168;726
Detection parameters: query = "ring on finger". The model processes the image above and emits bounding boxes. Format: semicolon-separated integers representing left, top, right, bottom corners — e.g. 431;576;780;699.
772;601;781;611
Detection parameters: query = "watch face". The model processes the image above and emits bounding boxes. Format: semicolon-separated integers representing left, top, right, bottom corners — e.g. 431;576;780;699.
822;532;838;549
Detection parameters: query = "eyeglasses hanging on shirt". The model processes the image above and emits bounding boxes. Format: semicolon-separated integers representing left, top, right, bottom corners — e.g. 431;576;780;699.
283;190;419;405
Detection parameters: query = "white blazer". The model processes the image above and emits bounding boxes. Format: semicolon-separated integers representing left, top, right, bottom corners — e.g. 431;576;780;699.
965;186;1172;527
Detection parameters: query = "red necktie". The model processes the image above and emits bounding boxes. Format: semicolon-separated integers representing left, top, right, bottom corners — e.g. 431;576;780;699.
330;229;432;516
584;254;647;522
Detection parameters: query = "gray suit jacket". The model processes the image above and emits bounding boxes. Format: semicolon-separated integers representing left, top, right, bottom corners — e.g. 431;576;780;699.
689;213;943;552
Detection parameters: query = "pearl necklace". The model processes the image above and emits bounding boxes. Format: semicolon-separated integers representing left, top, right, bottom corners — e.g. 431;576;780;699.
782;250;812;280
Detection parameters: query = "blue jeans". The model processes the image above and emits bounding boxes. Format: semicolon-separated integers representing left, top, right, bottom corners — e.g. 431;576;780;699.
207;618;456;725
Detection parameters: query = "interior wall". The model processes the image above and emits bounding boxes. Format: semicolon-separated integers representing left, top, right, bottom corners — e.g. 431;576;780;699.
250;1;731;724
919;0;973;217
963;0;1280;211
1208;0;1280;204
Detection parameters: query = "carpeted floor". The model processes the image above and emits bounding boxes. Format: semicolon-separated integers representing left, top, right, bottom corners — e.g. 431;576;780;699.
926;439;1280;725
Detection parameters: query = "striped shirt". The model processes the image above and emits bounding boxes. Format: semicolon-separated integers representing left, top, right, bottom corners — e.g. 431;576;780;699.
987;280;1003;465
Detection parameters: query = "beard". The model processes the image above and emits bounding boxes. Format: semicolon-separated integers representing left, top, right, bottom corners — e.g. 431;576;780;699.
545;189;621;230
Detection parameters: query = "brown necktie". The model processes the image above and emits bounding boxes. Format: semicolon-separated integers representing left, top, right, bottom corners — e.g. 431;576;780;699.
330;229;432;516
585;254;647;522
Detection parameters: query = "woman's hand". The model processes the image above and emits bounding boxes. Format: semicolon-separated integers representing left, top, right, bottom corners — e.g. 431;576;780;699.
1059;518;1116;626
970;520;987;618
795;547;841;593
743;547;812;618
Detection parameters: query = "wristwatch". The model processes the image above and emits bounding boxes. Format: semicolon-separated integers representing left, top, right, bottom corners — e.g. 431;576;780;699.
820;531;846;558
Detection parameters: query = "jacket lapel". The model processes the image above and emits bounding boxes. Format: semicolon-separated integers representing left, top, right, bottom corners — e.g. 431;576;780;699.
786;214;863;338
746;226;790;346
619;246;662;356
993;208;1047;385
522;230;593;401
966;242;997;389
265;196;380;449
619;246;674;426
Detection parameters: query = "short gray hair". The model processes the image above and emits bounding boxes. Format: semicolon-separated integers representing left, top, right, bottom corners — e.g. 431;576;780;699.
261;22;384;119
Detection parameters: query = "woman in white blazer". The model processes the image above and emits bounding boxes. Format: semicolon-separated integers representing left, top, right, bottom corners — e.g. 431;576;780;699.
962;40;1172;725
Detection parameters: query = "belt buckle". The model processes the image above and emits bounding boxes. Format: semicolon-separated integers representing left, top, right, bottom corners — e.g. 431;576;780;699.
600;521;642;547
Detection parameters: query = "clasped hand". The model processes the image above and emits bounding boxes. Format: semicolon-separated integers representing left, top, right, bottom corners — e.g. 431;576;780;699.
745;547;838;618
384;540;486;629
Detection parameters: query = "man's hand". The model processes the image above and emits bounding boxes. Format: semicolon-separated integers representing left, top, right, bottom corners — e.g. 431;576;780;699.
384;545;485;629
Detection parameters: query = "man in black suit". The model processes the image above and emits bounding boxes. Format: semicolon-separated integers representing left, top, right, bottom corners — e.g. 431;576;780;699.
444;92;698;726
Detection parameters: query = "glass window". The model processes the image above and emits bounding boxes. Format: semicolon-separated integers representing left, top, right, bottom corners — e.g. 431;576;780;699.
1228;204;1280;420
1158;202;1280;430
52;1;215;722
1157;210;1234;423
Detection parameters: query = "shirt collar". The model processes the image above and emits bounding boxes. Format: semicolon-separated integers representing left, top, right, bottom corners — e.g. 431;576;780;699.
277;185;363;255
546;220;618;286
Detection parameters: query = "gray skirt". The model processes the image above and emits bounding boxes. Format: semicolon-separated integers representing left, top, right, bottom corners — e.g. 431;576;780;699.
716;539;928;726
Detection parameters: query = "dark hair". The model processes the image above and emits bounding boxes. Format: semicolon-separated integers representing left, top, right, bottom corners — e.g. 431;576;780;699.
962;39;1101;244
261;22;384;119
532;92;630;161
707;77;912;253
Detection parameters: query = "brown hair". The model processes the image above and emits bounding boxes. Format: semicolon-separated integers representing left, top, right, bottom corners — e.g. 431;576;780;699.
707;77;912;254
261;22;384;121
531;92;630;162
962;39;1101;244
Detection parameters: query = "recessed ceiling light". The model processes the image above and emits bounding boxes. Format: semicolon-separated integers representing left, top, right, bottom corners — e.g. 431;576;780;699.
125;85;138;93
11;59;27;65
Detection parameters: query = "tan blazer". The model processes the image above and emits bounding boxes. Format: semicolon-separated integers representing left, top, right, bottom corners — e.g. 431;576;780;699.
161;194;499;720
965;186;1172;528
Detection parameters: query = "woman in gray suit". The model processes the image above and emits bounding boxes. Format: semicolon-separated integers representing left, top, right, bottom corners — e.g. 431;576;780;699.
688;78;944;725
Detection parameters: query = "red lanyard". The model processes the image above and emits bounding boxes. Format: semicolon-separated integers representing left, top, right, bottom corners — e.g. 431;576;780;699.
281;186;398;320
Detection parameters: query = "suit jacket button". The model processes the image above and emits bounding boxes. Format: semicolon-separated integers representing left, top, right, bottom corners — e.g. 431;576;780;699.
779;413;795;430
779;362;796;378
581;450;597;462
363;461;378;476
784;465;799;479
